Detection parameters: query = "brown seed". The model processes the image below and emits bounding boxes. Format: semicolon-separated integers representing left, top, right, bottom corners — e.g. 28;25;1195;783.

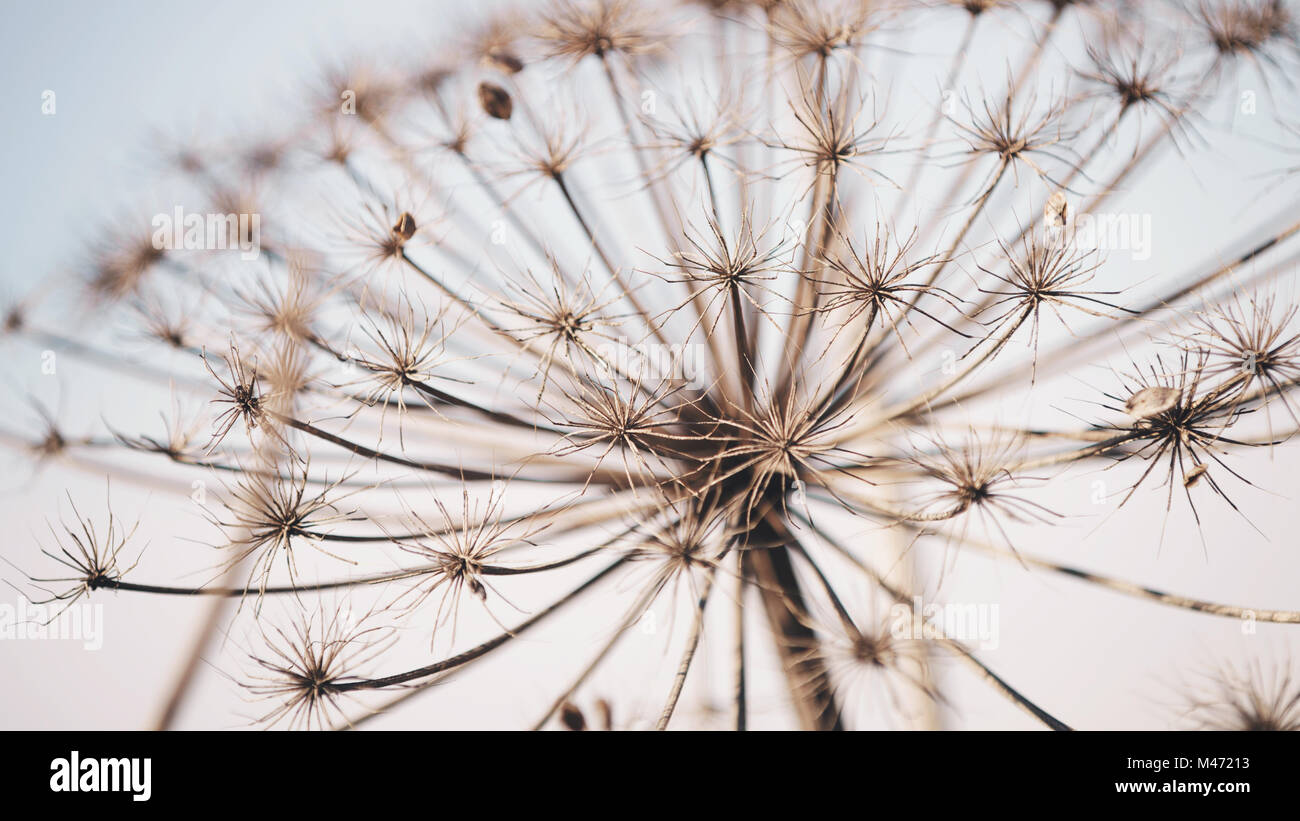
4;305;25;334
391;211;417;241
477;82;513;120
560;701;586;731
487;51;525;75
1125;386;1180;419
1184;463;1208;487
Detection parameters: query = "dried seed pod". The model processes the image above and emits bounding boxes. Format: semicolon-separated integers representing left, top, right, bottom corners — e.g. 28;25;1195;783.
477;81;513;120
487;51;525;74
1125;386;1180;419
1044;190;1070;229
560;701;587;731
3;303;26;334
391;211;417;242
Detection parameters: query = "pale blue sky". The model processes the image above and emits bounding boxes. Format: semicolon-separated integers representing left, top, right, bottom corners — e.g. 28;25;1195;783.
0;0;442;295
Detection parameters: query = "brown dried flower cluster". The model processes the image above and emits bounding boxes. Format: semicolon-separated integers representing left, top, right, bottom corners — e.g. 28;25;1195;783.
7;0;1300;730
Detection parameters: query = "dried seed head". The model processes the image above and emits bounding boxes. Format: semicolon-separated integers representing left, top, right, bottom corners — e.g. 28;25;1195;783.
1097;351;1257;521
499;257;624;395
86;231;167;304
976;234;1132;363
812;223;964;344
552;378;689;491
211;467;357;601
788;595;936;727
641;80;749;177
658;212;792;297
901;432;1058;554
134;291;194;349
25;0;1300;734
1180;658;1300;731
353;296;449;391
1188;290;1300;389
950;86;1078;196
770;0;878;61
240;260;328;343
113;399;207;461
772;87;898;183
25;489;141;612
392;481;549;646
538;0;662;64
949;0;1002;15
202;343;269;451
1079;40;1181;116
627;495;727;586
338;194;434;277
316;63;395;123
710;385;860;517
27;401;72;462
261;340;319;418
245;603;393;730
1199;0;1296;60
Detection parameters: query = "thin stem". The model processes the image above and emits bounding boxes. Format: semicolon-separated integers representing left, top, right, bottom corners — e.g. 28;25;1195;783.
656;566;717;730
334;557;629;692
732;549;747;731
794;511;1072;730
530;579;662;730
553;172;672;350
865;305;1029;429
912;524;1300;624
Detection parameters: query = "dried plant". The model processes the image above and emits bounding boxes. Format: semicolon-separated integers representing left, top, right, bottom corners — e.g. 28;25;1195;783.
1177;657;1300;730
6;0;1300;730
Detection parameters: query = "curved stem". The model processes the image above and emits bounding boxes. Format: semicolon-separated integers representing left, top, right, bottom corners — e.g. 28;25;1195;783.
333;557;628;692
95;547;606;598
